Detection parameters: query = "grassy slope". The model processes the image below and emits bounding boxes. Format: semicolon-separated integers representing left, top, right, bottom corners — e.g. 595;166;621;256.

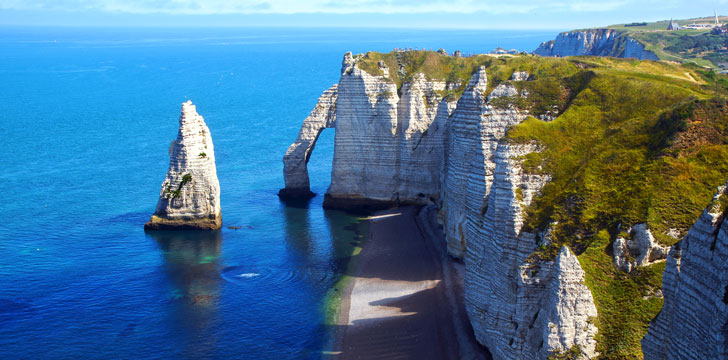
628;31;717;68
608;17;728;32
506;57;728;358
358;51;728;359
595;17;727;68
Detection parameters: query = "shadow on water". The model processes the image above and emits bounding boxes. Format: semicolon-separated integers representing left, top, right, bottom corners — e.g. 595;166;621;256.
278;195;315;210
0;298;34;324
146;229;222;359
280;199;367;282
322;208;369;276
282;201;314;262
278;199;372;357
106;211;151;225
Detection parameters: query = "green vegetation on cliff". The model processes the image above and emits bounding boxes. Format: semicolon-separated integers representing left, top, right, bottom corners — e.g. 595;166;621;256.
626;30;727;68
356;50;491;98
356;50;728;358
504;56;728;358
588;17;728;68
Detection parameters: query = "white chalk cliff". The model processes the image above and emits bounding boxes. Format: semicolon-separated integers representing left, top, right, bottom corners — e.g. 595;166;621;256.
282;52;457;208
534;29;658;60
145;101;221;230
464;141;598;359
279;84;338;199
325;53;457;209
283;54;600;358
642;182;728;359
441;68;531;259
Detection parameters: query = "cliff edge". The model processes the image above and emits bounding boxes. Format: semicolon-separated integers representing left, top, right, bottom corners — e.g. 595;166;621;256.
534;29;659;60
283;50;728;358
642;182;728;359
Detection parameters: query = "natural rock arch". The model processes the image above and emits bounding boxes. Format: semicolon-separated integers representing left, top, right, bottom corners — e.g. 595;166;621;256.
278;84;338;199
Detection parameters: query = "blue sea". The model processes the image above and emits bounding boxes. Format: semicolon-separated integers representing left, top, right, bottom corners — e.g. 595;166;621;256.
0;27;558;359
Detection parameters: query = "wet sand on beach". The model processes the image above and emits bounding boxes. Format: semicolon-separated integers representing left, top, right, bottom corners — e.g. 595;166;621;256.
331;206;490;359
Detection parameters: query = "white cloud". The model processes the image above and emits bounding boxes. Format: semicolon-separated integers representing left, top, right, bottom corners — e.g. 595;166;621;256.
0;0;634;14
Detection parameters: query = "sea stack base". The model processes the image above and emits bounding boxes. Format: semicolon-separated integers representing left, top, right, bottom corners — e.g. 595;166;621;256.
277;187;316;200
144;214;222;231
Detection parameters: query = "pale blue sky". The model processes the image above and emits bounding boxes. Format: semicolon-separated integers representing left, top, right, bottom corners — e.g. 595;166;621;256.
0;0;722;29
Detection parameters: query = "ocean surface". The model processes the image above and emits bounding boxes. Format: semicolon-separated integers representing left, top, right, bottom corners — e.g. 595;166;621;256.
0;27;558;359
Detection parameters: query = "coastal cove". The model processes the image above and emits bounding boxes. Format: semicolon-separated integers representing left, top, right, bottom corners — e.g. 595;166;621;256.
0;27;556;359
281;45;728;358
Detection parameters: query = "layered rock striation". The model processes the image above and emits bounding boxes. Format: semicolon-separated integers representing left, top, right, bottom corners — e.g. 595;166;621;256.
145;101;222;230
642;183;728;359
282;52;457;209
325;53;458;209
279;84;338;199
284;55;600;358
441;69;531;258
534;29;658;60
464;141;598;359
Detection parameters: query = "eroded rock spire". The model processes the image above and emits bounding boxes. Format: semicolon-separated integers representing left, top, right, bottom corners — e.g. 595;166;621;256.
145;100;221;230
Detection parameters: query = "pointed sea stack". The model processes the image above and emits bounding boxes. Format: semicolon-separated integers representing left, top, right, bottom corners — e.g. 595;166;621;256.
145;101;222;230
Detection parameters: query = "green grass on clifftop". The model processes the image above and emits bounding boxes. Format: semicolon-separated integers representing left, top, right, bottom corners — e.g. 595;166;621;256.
356;50;491;98
581;16;728;68
355;51;728;358
504;56;728;358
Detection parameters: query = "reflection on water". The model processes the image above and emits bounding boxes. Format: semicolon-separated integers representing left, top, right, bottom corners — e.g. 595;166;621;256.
148;230;222;359
282;203;314;262
324;209;368;274
0;26;555;359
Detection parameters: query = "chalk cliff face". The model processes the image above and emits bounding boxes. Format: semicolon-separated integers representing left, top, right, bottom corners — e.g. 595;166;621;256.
441;69;531;259
464;141;598;359
279;84;338;199
325;53;458;209
284;56;600;358
642;182;728;359
280;52;609;358
145;101;222;230
284;50;728;359
534;29;658;60
282;52;457;209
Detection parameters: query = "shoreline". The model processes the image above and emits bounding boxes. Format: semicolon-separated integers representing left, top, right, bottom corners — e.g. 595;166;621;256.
328;205;490;359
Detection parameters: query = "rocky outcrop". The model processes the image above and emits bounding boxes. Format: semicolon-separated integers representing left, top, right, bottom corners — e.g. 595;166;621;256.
612;223;670;273
464;141;598;359
539;247;599;358
279;84;338;199
285;56;600;358
145;101;222;230
534;29;658;60
323;53;457;210
440;68;530;259
642;183;728;359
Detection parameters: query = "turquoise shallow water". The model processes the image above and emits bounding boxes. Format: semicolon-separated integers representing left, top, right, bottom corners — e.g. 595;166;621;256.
0;27;557;359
